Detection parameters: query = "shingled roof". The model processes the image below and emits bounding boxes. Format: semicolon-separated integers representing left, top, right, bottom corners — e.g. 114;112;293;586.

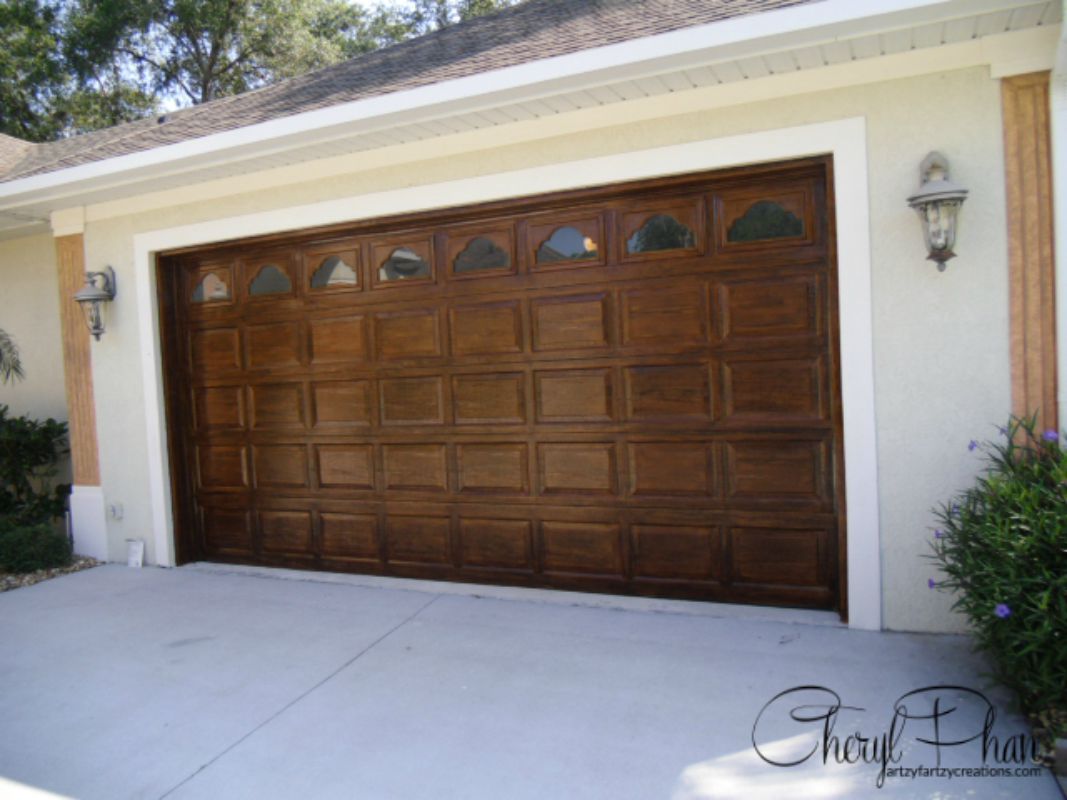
0;0;820;184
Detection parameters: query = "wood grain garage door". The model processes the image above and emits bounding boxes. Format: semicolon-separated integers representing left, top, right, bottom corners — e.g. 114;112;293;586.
160;157;845;612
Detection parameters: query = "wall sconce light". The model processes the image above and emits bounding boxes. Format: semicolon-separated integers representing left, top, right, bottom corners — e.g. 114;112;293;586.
907;151;968;271
73;266;116;341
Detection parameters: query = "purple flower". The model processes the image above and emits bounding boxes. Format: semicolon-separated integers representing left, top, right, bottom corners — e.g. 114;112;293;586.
934;529;944;539
1042;429;1059;442
994;604;1012;619
968;440;979;452
998;425;1008;436
951;504;960;516
928;579;937;590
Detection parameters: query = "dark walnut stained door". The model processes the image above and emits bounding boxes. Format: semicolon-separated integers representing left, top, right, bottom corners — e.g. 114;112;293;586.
160;157;845;612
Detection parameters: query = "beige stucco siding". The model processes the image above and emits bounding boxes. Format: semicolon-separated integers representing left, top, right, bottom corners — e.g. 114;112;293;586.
83;65;1008;632
0;233;67;422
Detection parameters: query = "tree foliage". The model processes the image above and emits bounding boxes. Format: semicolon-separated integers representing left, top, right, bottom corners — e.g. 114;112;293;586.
0;0;519;142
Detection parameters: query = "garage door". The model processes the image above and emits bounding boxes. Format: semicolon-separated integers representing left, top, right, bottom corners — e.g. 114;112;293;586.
160;157;845;611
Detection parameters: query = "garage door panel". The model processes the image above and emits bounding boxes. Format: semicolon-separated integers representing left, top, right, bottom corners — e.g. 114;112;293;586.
375;309;442;359
250;383;305;429
320;512;380;562
721;356;825;422
535;368;613;422
621;284;708;346
252;445;309;488
625;363;711;420
309;315;369;363
538;443;617;495
628;442;715;497
259;510;313;555
457;443;528;493
725;439;830;507
541;520;623;576
383;444;448;491
380;376;445;425
632;524;721;581
459;518;533;571
453;373;526;424
717;273;822;342
450;300;524;356
729;525;829;588
532;293;610;351
168;158;841;611
311;380;373;427
315;444;375;490
386;515;451;565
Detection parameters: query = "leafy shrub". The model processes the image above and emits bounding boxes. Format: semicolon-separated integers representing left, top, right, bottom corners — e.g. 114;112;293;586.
0;404;70;524
0;520;72;573
929;416;1066;735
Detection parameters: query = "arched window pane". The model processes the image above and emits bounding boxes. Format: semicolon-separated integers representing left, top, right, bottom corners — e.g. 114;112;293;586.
536;227;598;264
727;201;804;242
454;237;510;273
379;247;430;282
626;214;695;254
249;264;292;296
310;255;357;288
191;272;230;303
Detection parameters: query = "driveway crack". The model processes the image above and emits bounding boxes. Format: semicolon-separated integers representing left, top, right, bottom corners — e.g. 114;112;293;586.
157;592;441;799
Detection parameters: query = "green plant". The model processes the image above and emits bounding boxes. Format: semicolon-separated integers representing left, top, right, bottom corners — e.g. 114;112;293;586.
928;416;1066;737
0;328;23;384
0;519;72;573
0;404;71;524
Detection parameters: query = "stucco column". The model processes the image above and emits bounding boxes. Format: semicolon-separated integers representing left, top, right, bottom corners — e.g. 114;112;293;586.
52;209;108;560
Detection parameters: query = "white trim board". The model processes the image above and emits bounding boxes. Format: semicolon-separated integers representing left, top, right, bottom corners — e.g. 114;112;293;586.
133;116;883;630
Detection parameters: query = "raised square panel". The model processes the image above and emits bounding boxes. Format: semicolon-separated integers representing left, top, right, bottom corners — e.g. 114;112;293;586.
457;444;528;493
194;386;244;430
541;521;622;575
718;275;818;340
386;516;451;565
259;510;312;554
723;358;823;421
626;364;710;420
197;446;247;489
453;373;525;424
532;293;609;351
202;507;251;552
312;381;371;427
450;301;522;356
633;524;719;580
629;443;711;496
622;285;707;346
253;445;309;488
375;309;441;359
191;328;240;373
316;445;374;489
321;513;379;561
246;321;300;369
310;316;368;363
538;443;616;495
381;377;443;425
730;527;826;586
460;519;532;570
383;444;448;491
251;383;304;428
726;441;826;503
536;369;612;422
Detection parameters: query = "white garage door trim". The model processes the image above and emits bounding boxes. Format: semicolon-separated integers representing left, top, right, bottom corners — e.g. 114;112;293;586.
132;115;882;629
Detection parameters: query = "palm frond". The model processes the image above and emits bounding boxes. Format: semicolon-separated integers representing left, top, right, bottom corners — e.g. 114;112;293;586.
0;328;25;384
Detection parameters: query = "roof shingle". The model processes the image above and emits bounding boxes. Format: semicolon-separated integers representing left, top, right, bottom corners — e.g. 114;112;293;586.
1;0;821;183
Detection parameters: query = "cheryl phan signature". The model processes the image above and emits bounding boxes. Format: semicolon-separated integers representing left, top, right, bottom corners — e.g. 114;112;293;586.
750;685;1042;788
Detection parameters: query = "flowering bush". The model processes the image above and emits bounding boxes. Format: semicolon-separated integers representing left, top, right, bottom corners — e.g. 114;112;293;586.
929;416;1066;739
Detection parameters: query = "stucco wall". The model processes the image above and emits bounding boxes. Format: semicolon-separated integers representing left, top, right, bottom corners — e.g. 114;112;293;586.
81;65;1009;632
0;233;67;422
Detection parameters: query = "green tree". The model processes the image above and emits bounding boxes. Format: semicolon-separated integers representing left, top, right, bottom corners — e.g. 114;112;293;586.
0;0;68;141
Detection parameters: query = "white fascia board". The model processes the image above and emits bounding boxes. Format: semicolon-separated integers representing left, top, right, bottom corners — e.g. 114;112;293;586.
0;0;1045;211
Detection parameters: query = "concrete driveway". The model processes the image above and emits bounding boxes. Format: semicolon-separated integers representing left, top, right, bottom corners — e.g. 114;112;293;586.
0;564;1059;800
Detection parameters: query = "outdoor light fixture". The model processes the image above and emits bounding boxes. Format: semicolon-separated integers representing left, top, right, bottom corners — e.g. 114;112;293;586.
73;266;116;341
907;151;968;270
